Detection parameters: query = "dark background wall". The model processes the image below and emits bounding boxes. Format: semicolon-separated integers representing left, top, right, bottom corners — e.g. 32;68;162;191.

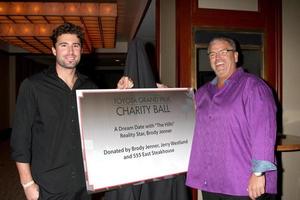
0;52;10;132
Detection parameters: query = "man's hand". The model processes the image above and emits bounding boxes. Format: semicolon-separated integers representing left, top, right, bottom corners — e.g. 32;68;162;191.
117;76;134;89
156;83;168;88
247;173;266;200
16;162;39;200
24;182;39;200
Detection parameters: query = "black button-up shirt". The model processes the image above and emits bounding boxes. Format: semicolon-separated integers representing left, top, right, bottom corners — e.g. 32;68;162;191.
10;67;97;193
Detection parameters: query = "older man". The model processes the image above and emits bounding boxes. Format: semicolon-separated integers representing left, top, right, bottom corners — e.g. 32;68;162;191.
186;36;277;200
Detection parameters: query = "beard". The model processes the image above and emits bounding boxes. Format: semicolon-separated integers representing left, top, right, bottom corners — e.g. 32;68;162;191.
56;56;80;69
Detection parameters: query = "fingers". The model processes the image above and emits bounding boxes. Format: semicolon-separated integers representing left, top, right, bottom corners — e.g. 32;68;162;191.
117;76;134;89
24;183;39;200
248;186;265;200
156;83;168;88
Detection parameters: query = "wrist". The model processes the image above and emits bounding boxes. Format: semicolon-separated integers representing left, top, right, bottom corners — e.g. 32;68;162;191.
21;180;35;189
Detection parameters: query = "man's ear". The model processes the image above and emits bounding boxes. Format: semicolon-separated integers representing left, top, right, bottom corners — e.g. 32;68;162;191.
234;51;239;63
52;47;56;56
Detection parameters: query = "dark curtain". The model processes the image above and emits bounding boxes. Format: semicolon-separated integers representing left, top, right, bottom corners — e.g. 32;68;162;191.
123;38;157;88
104;38;191;200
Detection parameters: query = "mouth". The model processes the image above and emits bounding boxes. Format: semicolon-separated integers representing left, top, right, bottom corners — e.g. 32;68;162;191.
66;56;76;63
215;61;225;69
216;61;224;66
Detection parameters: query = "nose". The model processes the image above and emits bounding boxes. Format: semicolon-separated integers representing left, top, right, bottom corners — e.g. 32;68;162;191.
215;52;223;59
68;46;74;54
215;54;222;62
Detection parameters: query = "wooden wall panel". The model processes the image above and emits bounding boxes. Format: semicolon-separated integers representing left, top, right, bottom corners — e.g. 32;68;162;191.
176;0;282;100
176;0;193;87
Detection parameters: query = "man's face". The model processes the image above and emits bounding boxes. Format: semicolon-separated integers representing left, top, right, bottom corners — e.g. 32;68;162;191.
52;33;82;69
208;40;238;83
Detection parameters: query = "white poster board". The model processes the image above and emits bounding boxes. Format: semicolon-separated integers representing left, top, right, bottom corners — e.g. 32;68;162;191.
76;88;195;192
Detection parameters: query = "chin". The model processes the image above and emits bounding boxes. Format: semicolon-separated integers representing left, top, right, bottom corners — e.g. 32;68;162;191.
62;65;77;69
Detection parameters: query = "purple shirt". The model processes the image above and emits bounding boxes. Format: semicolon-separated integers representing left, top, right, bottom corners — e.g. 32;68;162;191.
186;68;277;196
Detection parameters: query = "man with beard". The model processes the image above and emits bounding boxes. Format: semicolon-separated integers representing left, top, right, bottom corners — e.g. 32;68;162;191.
186;36;277;200
10;22;98;200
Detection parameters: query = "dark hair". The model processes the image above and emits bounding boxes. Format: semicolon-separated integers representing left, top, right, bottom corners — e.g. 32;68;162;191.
208;36;237;53
50;22;84;47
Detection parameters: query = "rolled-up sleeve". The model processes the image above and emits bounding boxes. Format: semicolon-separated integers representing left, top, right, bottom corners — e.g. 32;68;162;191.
10;79;36;163
245;81;277;164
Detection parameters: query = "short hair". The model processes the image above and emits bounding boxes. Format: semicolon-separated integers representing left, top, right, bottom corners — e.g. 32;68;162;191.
208;36;237;53
50;22;84;47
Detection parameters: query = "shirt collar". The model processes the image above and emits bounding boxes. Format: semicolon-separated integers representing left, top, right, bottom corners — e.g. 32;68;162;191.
210;67;244;86
45;66;88;82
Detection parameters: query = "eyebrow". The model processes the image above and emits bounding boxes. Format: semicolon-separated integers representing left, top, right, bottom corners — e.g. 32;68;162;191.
209;48;233;53
57;42;81;46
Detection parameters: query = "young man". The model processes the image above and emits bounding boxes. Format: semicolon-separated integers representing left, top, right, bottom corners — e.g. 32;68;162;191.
11;23;97;200
186;36;277;200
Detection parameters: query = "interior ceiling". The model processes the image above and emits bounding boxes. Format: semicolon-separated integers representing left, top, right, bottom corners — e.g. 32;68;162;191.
0;0;151;54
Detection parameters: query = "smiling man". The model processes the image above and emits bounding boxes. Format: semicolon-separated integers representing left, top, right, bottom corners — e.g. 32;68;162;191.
186;36;277;200
10;23;97;200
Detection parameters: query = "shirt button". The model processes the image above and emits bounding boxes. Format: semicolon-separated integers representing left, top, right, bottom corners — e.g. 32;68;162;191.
71;119;74;122
204;180;207;185
71;171;76;178
71;106;75;109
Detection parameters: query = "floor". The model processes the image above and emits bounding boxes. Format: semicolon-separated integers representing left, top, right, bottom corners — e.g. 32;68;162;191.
0;136;25;199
